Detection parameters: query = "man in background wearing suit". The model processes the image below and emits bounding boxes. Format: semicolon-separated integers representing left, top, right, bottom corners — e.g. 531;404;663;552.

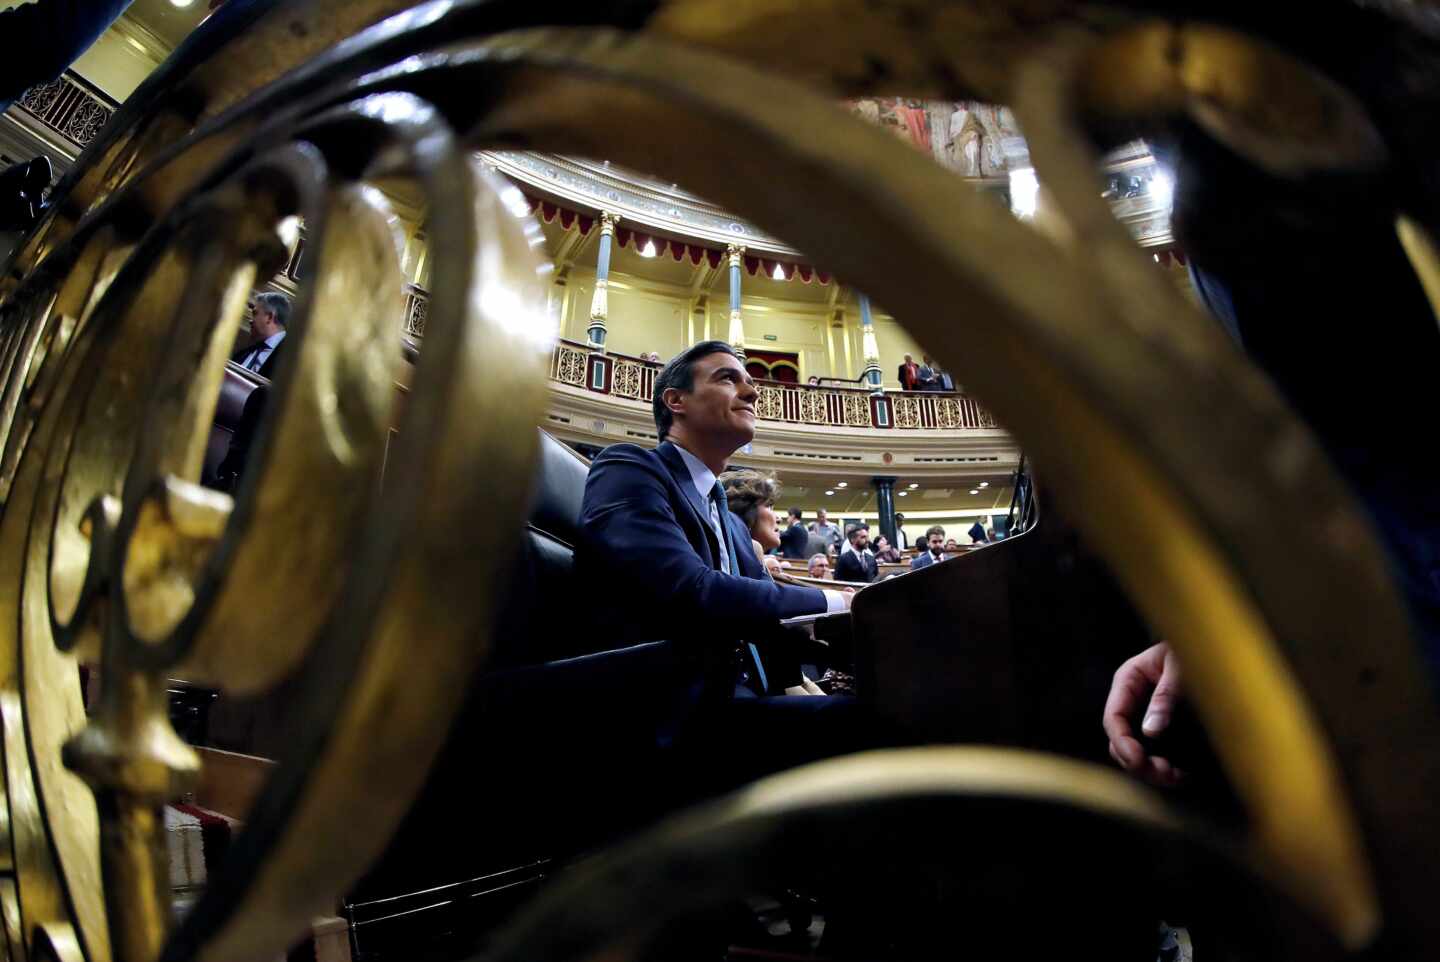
909;525;948;570
780;507;810;559
834;524;879;583
232;291;290;379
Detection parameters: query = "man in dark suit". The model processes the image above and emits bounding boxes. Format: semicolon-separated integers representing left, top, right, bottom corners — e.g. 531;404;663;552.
834;524;879;583
967;518;989;544
909;525;948;570
897;353;920;391
577;340;862;789
780;507;809;559
231;291;290;379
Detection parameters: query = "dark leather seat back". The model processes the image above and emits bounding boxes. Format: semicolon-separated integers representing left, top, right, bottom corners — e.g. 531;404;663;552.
487;431;590;667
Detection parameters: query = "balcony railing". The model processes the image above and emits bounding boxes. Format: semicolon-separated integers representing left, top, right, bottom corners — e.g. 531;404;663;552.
12;71;117;151
549;339;997;431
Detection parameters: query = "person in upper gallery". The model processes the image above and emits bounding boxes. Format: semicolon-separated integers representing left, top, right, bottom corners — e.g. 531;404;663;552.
968;517;990;544
897;353;920;391
872;534;902;563
834;523;879;584
232;292;290;379
780;507;810;559
916;355;939;391
909;525;948;570
807;554;832;580
576;340;853;702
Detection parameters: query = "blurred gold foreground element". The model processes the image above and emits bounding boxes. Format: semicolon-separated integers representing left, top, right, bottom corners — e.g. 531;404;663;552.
1;4;1437;962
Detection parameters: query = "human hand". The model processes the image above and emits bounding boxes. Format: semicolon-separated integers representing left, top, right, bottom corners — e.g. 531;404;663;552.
1103;642;1184;787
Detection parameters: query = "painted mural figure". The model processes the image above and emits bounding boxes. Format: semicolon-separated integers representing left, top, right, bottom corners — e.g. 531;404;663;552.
848;97;1023;178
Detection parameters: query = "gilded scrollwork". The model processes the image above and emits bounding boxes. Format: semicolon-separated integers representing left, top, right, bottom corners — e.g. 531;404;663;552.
798;389;827;424
611;359;642;398
755;385;783;420
0;6;1435;962
843;394;871;427
893;396;921;429
553;345;586;386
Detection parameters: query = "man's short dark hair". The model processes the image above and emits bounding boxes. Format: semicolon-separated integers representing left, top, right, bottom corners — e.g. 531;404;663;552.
254;291;291;327
846;524;867;543
788;507;802;520
926;524;946;540
652;340;739;441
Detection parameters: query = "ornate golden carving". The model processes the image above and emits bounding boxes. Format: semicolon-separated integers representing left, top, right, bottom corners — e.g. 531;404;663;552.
798;389;827;424
611;359;642;398
553;345;587;386
0;5;1435;962
589;276;609;324
754;384;783;420
893;396;921;429
842;393;871;427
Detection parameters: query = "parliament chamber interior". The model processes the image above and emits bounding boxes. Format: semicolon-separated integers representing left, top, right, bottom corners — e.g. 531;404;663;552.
1;3;1438;962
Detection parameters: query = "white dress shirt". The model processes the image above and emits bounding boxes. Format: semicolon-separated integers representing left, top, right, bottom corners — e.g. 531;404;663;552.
242;329;286;372
673;444;845;613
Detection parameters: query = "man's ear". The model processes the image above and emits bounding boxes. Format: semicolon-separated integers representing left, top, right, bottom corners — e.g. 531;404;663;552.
661;387;685;418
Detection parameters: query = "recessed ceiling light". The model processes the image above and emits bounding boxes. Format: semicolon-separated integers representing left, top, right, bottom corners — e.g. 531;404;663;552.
639;239;658;258
908;483;919;489
969;489;980;495
170;0;194;8
836;481;847;488
978;481;989;488
825;490;834;496
897;491;908;497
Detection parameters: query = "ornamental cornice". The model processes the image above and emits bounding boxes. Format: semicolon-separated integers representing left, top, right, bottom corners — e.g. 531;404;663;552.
484;149;1175;252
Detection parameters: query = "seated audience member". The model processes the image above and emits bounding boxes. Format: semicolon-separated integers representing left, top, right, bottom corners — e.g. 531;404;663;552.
576;341;863;785
719;469;783;565
781;507;810;559
945;538;959;552
968;518;989;544
834;523;879;583
232;291;290;378
909;526;948;570
873;535;902;563
807;554;831;580
721;469;828;696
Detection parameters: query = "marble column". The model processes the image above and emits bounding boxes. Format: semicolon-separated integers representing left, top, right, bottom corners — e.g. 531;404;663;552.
873;476;897;546
859;293;883;391
588;211;619;349
726;244;746;358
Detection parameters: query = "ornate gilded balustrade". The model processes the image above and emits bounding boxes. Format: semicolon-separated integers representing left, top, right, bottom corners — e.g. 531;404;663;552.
10;72;118;153
1;5;1438;962
550;339;999;432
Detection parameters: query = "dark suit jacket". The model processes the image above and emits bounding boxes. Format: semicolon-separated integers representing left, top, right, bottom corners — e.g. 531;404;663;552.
834;548;878;583
910;549;945;571
577;441;828;656
231;335;288;381
897;362;919;391
780;522;809;559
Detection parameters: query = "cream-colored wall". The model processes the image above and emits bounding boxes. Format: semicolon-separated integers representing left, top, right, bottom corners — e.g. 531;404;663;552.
69;26;162;102
739;303;831;379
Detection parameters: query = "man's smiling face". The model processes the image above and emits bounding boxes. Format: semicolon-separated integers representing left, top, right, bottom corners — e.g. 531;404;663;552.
670;350;758;448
